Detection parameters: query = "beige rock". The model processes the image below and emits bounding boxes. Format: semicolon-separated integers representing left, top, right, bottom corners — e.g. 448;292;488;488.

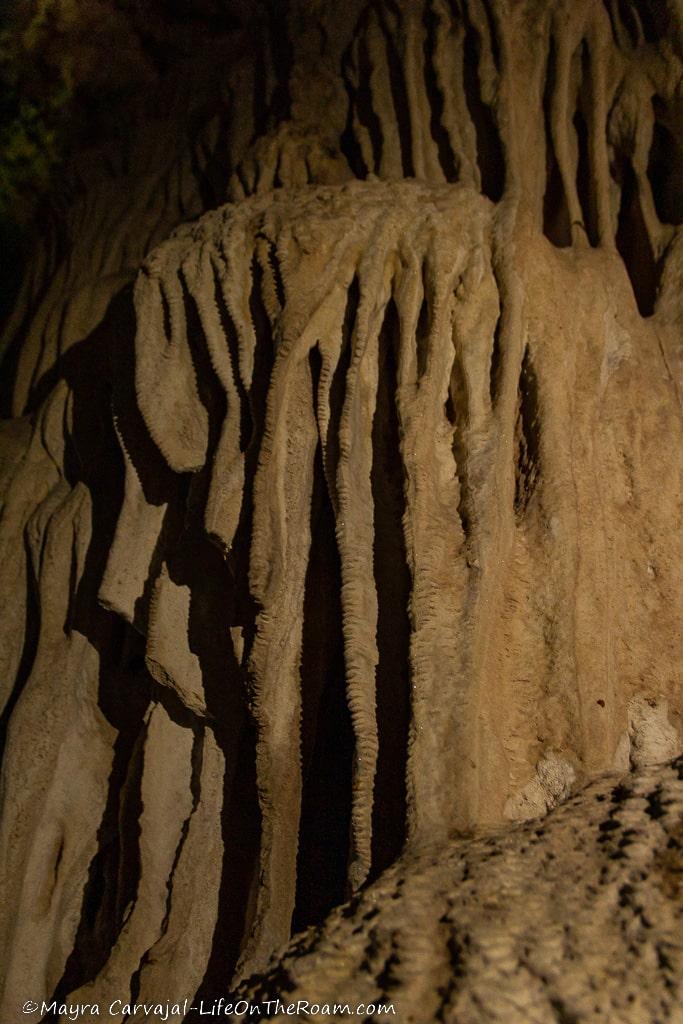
0;0;681;1018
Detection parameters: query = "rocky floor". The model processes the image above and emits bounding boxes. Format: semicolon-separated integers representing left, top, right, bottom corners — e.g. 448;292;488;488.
233;756;683;1024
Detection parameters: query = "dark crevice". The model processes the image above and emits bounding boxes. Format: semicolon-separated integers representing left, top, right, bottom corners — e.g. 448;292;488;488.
55;671;149;997
324;275;359;511
235;162;251;199
293;355;354;932
196;102;235;210
605;0;622;48
345;34;383;175
223;252;274;642
376;948;401;993
416;266;431;381
181;534;260;993
0;254;45;413
636;0;668;43
550;998;580;1024
488;307;503;406
211;260;254;452
574;44;599;247
613;158;659;316
0;533;40;762
448;335;471;538
267;240;286;310
377;8;415;177
265;1;293;127
423;3;458;182
159;279;172;340
445;929;466;976
187;123;221;219
0;322;26;416
340;84;369;180
435;926;464;1019
65;529;81;634
647;98;683;226
195;712;260;1002
479;0;501;71
52;838;65;887
574;105;598;247
309;344;322;423
251;35;271;141
617;0;641;47
57;298;128;629
461;17;504;201
513;346;541;517
249;2;291;141
151;722;202;941
273;151;283;190
543;38;572;247
0;219;26;399
180;270;227;516
369;296;410;882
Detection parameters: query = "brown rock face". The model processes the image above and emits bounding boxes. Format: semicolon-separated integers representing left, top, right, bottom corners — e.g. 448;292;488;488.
0;1;681;1021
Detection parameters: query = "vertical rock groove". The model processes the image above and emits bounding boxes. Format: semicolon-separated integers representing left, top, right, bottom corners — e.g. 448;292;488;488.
370;298;411;881
377;3;416;178
574;46;599;248
294;428;354;932
54;680;149;997
543;37;572;247
323;276;358;511
647;98;683;228
415;266;431;381
513;347;541;517
422;2;458;182
614;159;659;317
461;9;505;201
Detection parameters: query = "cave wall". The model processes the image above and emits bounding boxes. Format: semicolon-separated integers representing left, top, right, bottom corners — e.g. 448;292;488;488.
0;1;682;1019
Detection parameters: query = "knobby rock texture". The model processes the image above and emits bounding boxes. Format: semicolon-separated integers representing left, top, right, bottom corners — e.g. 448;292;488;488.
233;756;683;1023
0;1;681;1021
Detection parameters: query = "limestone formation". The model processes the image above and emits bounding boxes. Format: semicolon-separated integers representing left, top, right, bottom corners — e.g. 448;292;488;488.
0;1;681;1021
232;755;683;1024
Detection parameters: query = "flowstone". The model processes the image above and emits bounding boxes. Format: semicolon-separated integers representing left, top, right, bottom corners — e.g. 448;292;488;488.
0;1;681;1021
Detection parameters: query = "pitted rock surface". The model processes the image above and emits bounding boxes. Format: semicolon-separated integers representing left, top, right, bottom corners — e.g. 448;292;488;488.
235;757;683;1024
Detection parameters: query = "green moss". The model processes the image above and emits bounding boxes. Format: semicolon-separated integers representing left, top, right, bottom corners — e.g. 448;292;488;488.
0;14;74;226
0;98;67;222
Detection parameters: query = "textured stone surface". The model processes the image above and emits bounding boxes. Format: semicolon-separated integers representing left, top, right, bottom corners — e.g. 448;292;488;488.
233;755;683;1024
0;1;681;1020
